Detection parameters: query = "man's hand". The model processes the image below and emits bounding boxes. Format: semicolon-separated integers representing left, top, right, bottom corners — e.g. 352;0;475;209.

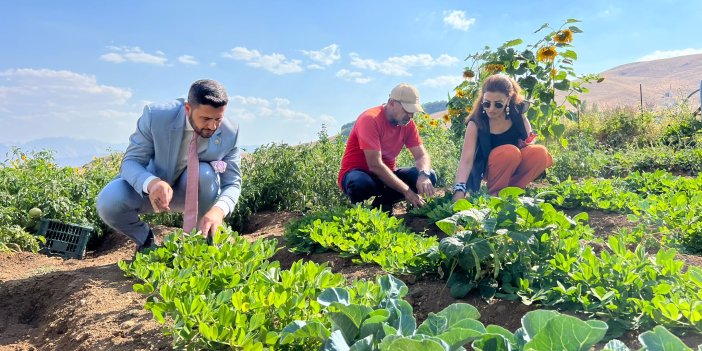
403;188;426;208
147;179;173;213
452;191;465;202
199;206;224;238
416;174;435;197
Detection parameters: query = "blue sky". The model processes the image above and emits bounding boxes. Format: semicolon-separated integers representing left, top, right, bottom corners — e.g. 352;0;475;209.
1;0;701;147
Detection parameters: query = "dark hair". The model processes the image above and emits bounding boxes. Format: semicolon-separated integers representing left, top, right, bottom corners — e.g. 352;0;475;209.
188;79;228;108
465;74;525;130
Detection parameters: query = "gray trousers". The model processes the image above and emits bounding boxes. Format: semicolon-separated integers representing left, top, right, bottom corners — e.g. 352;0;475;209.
96;162;220;246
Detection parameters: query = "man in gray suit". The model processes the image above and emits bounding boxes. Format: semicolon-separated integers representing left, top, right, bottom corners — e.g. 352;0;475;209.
97;79;242;251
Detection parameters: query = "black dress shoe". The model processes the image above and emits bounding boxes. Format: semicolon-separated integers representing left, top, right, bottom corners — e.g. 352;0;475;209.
136;229;156;253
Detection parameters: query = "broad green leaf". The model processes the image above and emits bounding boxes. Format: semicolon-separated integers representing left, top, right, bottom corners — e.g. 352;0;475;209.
498;187;525;199
453;198;473;212
504;39;523;47
380;336;447;351
485;325;515;344
437;217;458;235
324;329;351;351
378;275;409;299
359;309;391;339
349;335;374;351
436;303;481;326
436;318;487;348
417;314;448;336
439;237;464;259
638;326;692;351
550;123;566;138
449;280;474;299
562;50;577;60
472;333;512;351
329;304;374;343
280;320;330;344
319;287;351;306
602;339;631;351
521;310;558;340
523;315;607;351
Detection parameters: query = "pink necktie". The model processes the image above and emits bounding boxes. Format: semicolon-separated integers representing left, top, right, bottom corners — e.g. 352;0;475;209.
183;133;199;233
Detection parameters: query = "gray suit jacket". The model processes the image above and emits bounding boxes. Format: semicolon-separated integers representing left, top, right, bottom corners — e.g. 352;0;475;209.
120;98;242;213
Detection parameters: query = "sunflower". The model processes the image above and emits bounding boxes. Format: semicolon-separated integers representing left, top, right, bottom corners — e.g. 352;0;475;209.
465;106;472;114
537;46;557;62
550;68;558;78
455;90;465;98
418;124;426;131
553;29;574;44
429;119;439;127
463;69;475;79
485;63;506;74
442;114;451;123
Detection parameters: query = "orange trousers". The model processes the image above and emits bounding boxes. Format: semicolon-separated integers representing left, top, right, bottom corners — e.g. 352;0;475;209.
485;144;553;196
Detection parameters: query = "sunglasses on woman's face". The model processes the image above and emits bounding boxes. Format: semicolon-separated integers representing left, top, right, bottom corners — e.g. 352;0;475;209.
481;101;506;109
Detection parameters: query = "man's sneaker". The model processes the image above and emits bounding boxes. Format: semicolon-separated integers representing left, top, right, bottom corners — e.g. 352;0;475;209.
370;197;395;216
136;229;156;253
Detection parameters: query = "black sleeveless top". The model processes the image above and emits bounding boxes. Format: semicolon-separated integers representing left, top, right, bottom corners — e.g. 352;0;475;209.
490;122;520;148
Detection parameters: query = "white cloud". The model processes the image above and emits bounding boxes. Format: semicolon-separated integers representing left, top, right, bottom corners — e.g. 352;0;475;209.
336;69;373;84
178;55;199;65
443;10;476;31
307;64;325;70
319;114;337;124
637;48;702;62
349;53;459;76
99;53;125;63
100;46;168;66
222;47;303;75
0;68;137;143
596;6;621;18
228;94;335;129
301;44;341;66
423;75;464;88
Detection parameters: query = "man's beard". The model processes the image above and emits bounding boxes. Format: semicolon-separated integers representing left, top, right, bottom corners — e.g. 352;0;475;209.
189;115;215;138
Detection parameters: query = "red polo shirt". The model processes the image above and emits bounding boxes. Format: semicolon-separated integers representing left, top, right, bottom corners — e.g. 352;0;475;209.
338;105;422;188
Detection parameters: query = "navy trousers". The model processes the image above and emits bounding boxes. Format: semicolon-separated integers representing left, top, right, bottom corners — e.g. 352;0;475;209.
341;167;437;210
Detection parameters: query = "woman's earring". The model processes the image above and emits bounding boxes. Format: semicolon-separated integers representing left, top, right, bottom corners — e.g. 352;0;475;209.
482;110;486;114
506;105;510;115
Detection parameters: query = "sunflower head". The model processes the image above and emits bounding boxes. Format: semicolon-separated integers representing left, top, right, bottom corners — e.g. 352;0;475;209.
429;119;439;127
553;29;574;44
537;46;557;62
485;63;506;74
442;114;451;123
463;69;475;79
550;68;558;78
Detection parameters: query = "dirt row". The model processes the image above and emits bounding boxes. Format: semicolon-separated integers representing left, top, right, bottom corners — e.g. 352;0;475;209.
1;210;701;350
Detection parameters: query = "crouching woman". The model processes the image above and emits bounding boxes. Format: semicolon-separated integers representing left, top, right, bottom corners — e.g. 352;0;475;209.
452;74;553;200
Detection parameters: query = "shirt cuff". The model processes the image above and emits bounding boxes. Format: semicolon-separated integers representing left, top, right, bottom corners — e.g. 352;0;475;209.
142;176;158;194
214;201;230;217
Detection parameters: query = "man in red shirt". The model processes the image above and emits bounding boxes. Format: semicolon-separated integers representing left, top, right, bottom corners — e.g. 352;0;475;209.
338;83;437;212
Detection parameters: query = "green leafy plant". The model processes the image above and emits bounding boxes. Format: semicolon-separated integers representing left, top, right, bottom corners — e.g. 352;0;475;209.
287;205;441;275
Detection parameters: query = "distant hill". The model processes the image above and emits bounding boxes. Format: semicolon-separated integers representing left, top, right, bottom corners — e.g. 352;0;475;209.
428;54;702;118
0;137;127;167
580;53;702;109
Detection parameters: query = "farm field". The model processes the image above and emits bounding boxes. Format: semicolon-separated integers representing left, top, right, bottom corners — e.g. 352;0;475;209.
3;21;702;350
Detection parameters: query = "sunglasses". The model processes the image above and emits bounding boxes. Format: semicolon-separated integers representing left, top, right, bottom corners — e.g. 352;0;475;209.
481;101;506;109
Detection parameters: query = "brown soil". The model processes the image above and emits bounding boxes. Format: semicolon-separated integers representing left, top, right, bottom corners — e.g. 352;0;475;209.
1;210;701;350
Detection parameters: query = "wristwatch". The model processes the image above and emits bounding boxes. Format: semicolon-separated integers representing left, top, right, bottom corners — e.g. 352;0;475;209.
418;169;432;178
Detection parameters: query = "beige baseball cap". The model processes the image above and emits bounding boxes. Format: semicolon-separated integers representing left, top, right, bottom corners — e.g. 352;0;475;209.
389;83;424;113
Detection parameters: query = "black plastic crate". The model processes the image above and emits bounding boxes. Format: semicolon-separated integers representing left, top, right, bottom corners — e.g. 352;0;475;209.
37;219;93;259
